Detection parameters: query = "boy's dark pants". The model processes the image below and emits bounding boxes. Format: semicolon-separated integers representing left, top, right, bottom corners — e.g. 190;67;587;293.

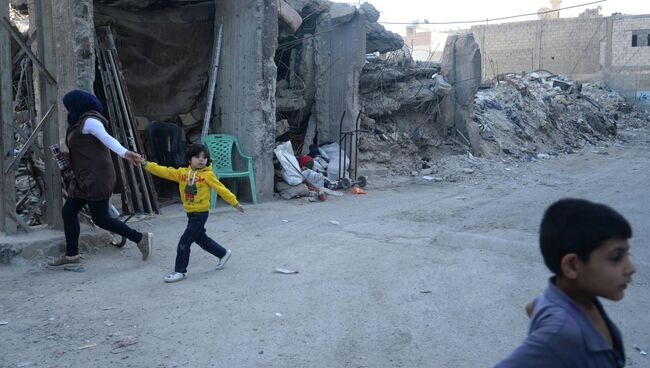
175;211;227;273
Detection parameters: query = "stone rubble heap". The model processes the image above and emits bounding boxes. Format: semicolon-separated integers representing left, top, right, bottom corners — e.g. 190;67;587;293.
472;71;648;158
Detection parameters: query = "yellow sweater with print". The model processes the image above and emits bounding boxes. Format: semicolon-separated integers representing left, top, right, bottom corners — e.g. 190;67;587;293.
144;162;238;212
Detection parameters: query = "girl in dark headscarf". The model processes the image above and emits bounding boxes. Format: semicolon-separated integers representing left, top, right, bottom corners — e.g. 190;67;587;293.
48;89;154;270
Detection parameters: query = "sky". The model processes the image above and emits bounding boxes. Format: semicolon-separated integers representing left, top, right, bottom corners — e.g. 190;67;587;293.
332;0;649;35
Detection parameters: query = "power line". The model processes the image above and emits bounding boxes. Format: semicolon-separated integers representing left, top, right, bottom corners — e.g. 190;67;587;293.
378;0;607;25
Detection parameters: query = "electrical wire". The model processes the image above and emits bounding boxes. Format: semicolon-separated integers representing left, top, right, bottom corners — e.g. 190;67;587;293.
378;0;607;25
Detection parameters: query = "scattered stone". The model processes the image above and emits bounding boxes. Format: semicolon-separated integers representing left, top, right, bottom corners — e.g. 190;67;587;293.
462;168;475;174
536;153;550;159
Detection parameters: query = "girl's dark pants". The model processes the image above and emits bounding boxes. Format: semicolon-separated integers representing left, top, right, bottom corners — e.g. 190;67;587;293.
175;211;227;273
62;197;143;257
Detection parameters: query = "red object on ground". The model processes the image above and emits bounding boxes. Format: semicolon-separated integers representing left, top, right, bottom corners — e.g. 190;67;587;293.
298;155;314;169
351;186;367;195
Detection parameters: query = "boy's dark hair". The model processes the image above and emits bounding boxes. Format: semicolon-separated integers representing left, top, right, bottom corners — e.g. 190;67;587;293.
540;198;632;274
186;144;212;166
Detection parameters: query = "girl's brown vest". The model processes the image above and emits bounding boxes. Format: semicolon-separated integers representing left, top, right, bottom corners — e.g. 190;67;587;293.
66;111;116;200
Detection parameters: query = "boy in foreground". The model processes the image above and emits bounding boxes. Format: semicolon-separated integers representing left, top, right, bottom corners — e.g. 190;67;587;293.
496;198;636;367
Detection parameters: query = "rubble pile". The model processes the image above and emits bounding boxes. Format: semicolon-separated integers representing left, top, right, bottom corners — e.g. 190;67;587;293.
472;72;648;158
357;56;452;176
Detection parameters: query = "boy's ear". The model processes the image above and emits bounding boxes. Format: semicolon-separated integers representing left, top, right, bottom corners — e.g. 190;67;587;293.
560;253;580;279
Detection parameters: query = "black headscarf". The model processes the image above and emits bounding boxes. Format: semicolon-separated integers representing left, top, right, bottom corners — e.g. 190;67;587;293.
63;89;104;135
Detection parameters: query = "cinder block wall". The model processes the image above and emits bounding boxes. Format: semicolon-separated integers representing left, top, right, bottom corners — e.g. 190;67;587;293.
471;14;650;103
471;17;606;81
607;15;650;103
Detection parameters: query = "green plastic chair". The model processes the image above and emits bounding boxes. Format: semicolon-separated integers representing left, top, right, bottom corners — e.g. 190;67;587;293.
201;134;257;207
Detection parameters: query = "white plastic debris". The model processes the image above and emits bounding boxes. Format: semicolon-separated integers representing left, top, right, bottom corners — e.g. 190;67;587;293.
282;220;289;223
0;321;8;325
634;345;647;356
536;153;550;159
422;176;434;181
275;313;282;317
274;267;299;274
329;220;340;226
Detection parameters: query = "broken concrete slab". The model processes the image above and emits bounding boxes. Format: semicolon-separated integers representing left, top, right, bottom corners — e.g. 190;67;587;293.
359;1;379;23
328;2;356;24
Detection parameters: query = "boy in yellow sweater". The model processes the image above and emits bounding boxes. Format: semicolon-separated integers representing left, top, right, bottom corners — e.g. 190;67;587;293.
140;144;245;282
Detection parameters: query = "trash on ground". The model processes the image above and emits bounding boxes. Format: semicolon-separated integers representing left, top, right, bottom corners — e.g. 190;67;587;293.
281;219;289;223
104;320;115;327
351;187;367;194
275;313;282;317
420;290;433;294
329;220;340;225
634;345;647;356
78;342;96;350
274;267;299;274
0;321;8;325
422;176;434;181
462;168;475;174
111;336;138;354
322;188;343;196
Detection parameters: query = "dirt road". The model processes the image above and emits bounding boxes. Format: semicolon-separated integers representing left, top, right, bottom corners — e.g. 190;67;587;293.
1;130;649;368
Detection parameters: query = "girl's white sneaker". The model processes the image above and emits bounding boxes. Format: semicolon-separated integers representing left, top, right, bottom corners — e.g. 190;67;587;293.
216;249;231;270
164;272;186;283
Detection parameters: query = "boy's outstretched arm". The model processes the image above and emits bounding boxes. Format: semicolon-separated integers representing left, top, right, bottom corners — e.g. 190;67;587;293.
495;310;569;368
142;161;182;182
204;172;243;210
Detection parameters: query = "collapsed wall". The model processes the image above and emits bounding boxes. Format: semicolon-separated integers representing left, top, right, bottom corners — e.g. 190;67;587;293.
275;0;403;152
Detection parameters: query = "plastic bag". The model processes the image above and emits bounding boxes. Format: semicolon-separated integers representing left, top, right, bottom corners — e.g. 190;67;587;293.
302;168;325;188
273;141;303;186
320;143;349;181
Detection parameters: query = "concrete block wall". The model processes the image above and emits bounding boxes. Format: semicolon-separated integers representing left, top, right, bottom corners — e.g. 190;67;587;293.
472;17;606;80
472;21;538;78
607;15;650;103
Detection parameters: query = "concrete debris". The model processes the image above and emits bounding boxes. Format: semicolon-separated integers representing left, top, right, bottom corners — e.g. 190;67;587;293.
472;72;647;158
328;3;356;24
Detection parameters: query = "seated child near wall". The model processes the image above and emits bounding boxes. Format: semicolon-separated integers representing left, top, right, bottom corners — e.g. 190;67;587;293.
495;198;636;367
140;144;245;283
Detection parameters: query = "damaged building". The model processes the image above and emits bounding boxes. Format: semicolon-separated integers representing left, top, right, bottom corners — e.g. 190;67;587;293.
1;0;408;232
2;0;646;234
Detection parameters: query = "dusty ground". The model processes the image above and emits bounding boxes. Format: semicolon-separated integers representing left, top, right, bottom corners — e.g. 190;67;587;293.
1;127;649;368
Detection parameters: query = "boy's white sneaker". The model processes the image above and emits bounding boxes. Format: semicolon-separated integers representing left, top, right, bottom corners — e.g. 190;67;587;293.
164;272;186;283
216;249;231;270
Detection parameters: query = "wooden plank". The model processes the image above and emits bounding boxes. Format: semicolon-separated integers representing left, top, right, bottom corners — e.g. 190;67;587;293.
0;0;16;233
1;17;57;85
201;23;223;137
32;0;62;229
4;105;54;173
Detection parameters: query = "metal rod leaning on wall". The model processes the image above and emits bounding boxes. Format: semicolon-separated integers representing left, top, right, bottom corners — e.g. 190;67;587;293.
106;48;154;214
95;37;143;213
103;48;144;213
201;23;223;137
96;46;134;214
107;45;159;214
